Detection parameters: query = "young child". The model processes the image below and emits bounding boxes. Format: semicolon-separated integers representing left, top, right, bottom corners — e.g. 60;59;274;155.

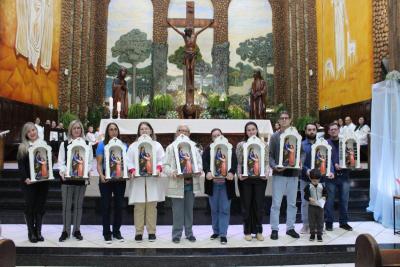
304;169;327;242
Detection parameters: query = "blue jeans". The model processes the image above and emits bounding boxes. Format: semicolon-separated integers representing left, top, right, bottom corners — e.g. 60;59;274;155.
209;183;231;237
270;175;299;231
299;179;309;225
324;172;350;225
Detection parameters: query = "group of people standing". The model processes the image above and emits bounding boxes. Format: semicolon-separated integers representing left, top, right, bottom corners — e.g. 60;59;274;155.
18;110;354;245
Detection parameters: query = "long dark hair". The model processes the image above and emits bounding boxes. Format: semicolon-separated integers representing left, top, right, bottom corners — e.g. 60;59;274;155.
104;122;120;145
136;121;156;140
243;121;259;141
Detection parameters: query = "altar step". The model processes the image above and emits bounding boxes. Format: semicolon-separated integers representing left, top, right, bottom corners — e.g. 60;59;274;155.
0;169;373;224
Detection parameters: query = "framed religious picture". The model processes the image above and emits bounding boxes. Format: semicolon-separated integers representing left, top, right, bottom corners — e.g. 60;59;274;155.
105;137;128;179
242;135;266;178
210;135;232;178
172;134;201;177
339;131;360;169
277;126;302;169
65;137;91;179
311;138;332;177
28;139;54;182
134;134;157;177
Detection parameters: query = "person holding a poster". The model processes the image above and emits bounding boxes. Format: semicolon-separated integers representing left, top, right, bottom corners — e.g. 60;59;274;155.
17;122;50;243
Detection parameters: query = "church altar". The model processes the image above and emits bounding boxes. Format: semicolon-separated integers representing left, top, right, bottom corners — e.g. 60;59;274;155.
99;119;273;137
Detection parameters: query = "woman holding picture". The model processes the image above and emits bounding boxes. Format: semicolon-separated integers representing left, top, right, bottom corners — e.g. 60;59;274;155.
57;120;93;242
126;122;166;242
202;128;237;245
96;122;126;244
236;122;269;242
17;122;50;243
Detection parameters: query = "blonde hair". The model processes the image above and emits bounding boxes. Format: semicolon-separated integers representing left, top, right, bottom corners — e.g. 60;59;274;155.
67;120;85;140
17;122;36;160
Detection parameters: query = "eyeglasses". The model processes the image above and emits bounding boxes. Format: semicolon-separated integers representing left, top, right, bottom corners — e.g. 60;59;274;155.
178;129;189;133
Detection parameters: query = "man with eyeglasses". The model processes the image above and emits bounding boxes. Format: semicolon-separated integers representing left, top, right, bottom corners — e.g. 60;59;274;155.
269;111;301;240
325;123;353;231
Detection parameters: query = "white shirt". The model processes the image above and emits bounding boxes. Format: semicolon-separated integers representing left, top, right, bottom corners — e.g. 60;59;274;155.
35;124;44;140
355;124;370;145
85;132;96;145
342;123;356;134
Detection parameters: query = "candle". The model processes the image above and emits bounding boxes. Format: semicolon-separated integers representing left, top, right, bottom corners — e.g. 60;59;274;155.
109;97;113;109
117;101;121;112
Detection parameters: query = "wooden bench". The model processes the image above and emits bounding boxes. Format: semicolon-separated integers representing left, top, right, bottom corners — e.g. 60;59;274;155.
0;239;16;267
355;234;400;267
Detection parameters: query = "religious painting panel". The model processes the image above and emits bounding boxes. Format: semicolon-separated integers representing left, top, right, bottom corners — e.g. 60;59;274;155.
0;0;61;108
277;127;302;169
228;0;274;112
311;138;332;176
133;134;158;177
317;0;374;110
210;135;232;178
242;135;266;178
65;138;90;179
339;131;360;169
28;140;54;182
105;137;128;179
172;134;201;177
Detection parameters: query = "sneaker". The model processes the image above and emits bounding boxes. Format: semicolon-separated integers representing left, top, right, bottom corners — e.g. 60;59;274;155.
244;234;252;241
300;224;309;234
59;231;68;242
317;234;323;242
339;223;353;231
148;234;156;242
73;231;83;241
325;223;333;231
286;229;300;239
104;235;112;244
270;230;278;240
256;233;264;241
210;234;219;240
220;236;227;244
113;232;125;242
186;235;196;242
135;234;143;242
172;237;180;243
309;234;315;241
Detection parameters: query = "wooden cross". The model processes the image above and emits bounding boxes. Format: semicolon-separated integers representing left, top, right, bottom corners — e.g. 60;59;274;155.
167;1;214;30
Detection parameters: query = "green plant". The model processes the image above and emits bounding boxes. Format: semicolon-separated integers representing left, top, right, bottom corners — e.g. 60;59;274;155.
295;115;317;131
228;105;247;119
152;94;174;116
199;110;211;119
59;111;78;128
207;94;229;118
128;103;148;119
166;110;179;119
86;106;106;129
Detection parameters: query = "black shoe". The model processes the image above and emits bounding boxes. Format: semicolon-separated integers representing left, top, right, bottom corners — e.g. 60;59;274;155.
148;234;156;242
25;214;37;243
186;235;196;242
317;234;323;242
104;234;112;244
325;223;333;231
135;234;143;242
59;231;68;242
286;229;300;239
270;230;278;240
172;237;180;243
220;236;227;244
28;231;38;243
210;234;219;240
339;223;353;231
309;234;315;241
73;231;83;241
113;232;124;242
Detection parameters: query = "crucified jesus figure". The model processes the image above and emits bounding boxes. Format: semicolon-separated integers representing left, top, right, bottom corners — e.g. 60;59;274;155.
167;20;213;93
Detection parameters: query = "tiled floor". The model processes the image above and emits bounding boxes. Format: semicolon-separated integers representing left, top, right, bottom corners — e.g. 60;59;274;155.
1;221;398;249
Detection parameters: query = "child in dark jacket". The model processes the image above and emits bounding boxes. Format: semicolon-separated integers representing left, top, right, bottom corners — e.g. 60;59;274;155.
304;169;327;242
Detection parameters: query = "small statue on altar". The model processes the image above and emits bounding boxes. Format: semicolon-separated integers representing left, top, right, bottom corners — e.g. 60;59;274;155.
112;68;129;118
250;70;267;119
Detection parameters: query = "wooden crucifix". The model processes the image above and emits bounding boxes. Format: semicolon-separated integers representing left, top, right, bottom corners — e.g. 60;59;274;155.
167;1;213;117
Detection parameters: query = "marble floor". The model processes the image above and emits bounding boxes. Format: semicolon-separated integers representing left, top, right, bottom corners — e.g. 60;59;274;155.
1;221;398;249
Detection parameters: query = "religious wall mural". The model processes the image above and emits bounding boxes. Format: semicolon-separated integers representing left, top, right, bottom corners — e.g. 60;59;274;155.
0;0;61;108
317;0;373;110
